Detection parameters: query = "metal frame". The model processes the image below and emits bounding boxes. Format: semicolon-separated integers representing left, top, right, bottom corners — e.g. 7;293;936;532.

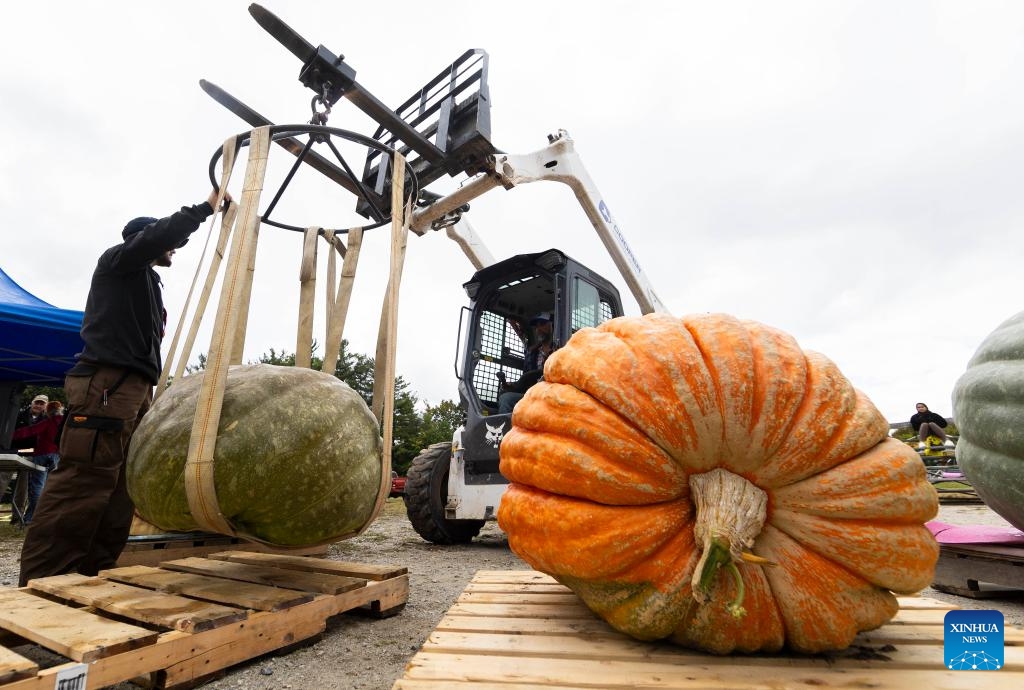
412;130;668;315
206;124;418;234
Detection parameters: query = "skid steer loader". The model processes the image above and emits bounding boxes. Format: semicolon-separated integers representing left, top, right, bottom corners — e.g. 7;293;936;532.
204;4;667;544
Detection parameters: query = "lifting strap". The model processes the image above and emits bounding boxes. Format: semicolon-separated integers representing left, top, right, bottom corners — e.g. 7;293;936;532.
371;154;409;427
321;226;363;376
183;126;271;536
156;136;239;397
169;203;238;388
361;152;410;538
295;226;318;368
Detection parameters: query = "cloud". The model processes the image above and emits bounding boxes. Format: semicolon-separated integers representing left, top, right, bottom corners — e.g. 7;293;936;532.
3;0;1023;428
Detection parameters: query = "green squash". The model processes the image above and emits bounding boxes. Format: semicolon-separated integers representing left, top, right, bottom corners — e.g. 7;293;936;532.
127;364;384;546
952;311;1024;531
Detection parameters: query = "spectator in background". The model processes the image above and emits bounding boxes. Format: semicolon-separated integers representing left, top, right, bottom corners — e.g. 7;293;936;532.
13;395;49;439
11;400;64;524
6;394;51;525
910;402;948;445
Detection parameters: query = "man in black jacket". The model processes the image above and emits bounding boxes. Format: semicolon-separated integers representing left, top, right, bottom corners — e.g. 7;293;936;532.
19;188;227;586
910;402;949;445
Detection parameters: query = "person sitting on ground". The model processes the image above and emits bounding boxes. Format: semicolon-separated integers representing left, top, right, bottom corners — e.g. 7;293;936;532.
10;400;64;524
497;313;554;415
910;402;949;446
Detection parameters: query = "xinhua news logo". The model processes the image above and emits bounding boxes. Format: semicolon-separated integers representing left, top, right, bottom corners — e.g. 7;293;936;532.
944;610;1004;670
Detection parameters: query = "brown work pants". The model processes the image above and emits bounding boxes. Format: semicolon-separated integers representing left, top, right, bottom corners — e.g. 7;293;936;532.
19;363;152;586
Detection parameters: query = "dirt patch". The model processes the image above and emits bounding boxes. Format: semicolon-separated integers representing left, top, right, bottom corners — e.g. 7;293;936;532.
0;499;1021;689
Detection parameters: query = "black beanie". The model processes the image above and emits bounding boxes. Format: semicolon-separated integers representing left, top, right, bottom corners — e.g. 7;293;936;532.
122;217;158;240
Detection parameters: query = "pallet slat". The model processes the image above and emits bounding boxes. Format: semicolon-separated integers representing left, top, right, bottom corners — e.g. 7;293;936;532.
401;652;1010;689
933;543;1024;597
118;536;328;568
423;630;1024;669
0;647;36;685
157;556;367;594
0;589;158;663
208;550;408;580
100;565;314;611
26;574;247;633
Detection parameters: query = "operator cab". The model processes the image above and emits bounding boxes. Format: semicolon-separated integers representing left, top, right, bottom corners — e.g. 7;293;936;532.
455;249;624;483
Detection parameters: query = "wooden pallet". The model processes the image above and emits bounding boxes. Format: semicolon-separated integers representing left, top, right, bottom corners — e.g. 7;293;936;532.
934;542;1024;598
394;570;1023;689
117;532;328;567
0;551;408;689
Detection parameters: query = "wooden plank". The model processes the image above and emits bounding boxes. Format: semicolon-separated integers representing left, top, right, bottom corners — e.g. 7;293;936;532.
0;589;158;663
118;539;329;569
0;645;37;684
889;608;954;625
857;623;1024;646
157;556;367;594
401;652;1020;689
435;614;1024;646
463;582;577;595
941;543;1024;562
394;682;593;690
26;574;247;633
445;601;618;620
157;606;328;688
469;570;557;585
934;542;1024;597
207;550;407;580
436;614;622;638
895;596;961;610
100;565;314;611
420;630;1024;669
456;591;584;606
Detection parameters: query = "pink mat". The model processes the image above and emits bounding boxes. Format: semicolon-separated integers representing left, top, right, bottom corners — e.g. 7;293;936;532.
927;521;1024;545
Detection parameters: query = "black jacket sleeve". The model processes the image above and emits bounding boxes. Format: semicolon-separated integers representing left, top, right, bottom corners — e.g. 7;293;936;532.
911;411;948;430
102;201;214;272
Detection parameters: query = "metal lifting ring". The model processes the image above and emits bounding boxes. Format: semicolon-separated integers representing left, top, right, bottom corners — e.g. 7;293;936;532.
207;124;419;235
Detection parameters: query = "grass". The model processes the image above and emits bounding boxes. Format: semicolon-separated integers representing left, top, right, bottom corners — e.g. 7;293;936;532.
380;496;408;518
0;522;25;544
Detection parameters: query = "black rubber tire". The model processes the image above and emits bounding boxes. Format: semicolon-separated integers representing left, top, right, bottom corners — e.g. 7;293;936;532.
404;441;485;544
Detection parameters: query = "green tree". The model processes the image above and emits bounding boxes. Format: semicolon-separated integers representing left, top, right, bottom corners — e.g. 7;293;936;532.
18;384;66;408
412;399;463;451
386;399;465;476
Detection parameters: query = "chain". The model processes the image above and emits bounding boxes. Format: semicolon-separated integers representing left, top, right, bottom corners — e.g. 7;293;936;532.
309;82;333;128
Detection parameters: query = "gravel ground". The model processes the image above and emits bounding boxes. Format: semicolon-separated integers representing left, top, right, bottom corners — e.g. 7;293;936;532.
0;498;1022;689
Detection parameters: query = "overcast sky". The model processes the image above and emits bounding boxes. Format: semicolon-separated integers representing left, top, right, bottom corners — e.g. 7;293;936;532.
2;1;1021;425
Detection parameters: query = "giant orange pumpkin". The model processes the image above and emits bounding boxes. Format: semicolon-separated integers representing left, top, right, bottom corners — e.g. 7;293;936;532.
497;313;938;654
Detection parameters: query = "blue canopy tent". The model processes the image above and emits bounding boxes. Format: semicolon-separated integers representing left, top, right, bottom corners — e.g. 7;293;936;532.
0;267;83;448
0;266;83;385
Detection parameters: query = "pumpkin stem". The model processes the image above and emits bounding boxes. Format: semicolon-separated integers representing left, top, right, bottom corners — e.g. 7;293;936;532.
725;561;746;618
689;468;768;618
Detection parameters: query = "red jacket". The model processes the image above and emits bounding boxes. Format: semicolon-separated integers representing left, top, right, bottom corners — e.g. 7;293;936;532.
12;414;63;455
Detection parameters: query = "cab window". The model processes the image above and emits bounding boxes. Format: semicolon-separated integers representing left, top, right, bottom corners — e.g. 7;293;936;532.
571;277;616;332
